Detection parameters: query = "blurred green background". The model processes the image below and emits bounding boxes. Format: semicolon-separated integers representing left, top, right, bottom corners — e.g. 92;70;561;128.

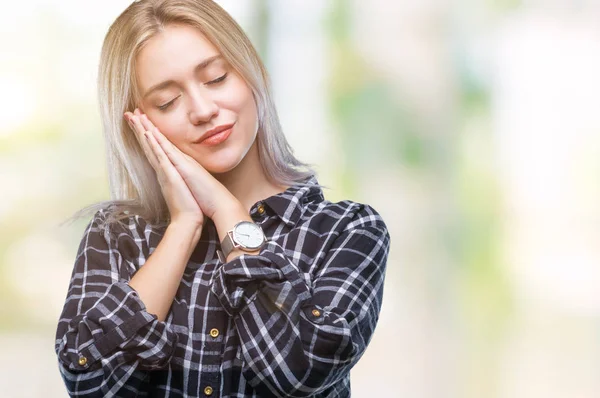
1;1;600;397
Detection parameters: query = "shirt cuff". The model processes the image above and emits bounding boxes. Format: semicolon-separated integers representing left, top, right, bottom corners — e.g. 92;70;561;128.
58;281;177;371
209;241;311;316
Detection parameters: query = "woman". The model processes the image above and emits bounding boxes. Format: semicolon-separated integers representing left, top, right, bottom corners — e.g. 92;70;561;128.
55;1;390;397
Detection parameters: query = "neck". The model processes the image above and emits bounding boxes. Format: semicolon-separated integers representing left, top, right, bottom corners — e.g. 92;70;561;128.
213;140;288;212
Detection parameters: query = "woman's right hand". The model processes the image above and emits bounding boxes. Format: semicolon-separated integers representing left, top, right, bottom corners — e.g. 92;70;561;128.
125;110;205;229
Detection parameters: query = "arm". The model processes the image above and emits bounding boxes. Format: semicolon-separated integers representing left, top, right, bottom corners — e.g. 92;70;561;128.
210;204;390;397
128;218;202;321
55;209;198;397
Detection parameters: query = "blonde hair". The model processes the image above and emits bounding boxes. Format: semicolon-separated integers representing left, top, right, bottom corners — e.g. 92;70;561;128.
68;0;315;228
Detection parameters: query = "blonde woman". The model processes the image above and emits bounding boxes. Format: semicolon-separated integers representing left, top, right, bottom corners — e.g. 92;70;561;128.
55;1;390;397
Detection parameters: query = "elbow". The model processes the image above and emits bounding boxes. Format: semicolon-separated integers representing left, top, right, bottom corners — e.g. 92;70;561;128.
245;337;359;398
272;314;364;396
57;363;107;398
56;340;106;398
251;362;355;398
55;328;102;374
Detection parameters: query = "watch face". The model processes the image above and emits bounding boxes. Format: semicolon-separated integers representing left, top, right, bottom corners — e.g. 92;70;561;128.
233;221;265;250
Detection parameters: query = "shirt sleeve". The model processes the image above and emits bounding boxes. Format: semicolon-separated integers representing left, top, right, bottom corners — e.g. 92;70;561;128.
55;209;178;397
210;204;390;397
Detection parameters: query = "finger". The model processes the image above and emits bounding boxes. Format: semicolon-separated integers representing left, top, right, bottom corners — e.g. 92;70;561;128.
138;113;191;168
144;128;189;185
132;109;153;139
137;112;164;140
126;112;147;142
125;113;160;170
152;128;186;157
136;111;201;177
139;112;157;133
136;113;173;167
150;128;185;168
124;112;146;149
143;121;173;168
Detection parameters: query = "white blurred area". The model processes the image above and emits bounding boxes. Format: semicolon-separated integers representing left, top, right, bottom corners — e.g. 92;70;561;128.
495;10;600;398
496;11;600;314
1;1;600;397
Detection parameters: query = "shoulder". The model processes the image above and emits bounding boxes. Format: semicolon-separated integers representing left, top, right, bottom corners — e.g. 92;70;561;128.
91;206;163;232
307;198;389;237
86;206;164;259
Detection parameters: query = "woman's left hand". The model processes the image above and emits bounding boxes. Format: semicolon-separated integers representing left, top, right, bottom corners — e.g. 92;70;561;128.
129;109;238;220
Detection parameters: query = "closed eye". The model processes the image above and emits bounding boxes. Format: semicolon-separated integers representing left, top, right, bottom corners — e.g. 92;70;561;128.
206;73;227;85
156;74;226;111
158;95;181;111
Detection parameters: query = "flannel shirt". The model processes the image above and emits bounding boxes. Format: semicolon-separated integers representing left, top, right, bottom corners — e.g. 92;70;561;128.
55;175;390;397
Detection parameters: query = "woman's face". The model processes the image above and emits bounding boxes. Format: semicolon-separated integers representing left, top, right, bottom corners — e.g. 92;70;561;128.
135;24;259;174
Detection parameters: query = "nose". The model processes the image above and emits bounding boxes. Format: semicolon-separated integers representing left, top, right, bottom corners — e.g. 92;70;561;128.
187;87;219;125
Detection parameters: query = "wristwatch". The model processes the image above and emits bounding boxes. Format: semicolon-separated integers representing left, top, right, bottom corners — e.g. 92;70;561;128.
217;220;267;262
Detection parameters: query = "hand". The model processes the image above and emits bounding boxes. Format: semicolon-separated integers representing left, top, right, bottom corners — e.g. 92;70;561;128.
126;109;237;221
124;109;205;228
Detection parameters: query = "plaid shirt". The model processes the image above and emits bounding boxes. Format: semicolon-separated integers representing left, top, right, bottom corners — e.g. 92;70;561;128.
55;176;390;398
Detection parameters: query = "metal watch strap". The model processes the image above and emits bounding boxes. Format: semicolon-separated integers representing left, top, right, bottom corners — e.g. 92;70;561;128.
218;232;235;263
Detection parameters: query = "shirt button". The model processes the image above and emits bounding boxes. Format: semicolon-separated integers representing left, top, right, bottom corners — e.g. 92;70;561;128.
204;386;213;396
257;203;266;215
312;309;321;317
209;328;219;338
78;356;88;366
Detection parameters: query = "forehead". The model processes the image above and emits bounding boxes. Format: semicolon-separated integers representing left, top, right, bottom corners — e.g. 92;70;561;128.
136;24;221;91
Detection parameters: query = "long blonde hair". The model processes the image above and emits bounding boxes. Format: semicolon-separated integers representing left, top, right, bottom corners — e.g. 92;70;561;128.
68;0;315;228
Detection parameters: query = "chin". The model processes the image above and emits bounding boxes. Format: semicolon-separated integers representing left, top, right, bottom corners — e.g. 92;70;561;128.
189;139;255;175
201;154;244;175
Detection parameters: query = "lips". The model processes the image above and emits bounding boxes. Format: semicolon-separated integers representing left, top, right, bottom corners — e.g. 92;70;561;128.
194;123;235;144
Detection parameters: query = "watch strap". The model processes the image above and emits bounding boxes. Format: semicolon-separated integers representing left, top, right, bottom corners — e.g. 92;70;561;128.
218;232;235;263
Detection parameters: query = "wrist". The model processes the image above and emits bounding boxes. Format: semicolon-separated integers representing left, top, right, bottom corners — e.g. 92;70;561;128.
212;196;244;223
212;200;249;237
169;218;203;242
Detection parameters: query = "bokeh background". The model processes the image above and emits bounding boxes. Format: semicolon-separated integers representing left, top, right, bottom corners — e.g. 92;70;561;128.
1;0;600;397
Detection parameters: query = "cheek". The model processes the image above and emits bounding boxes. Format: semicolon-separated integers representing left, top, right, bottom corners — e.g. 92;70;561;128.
148;110;186;141
231;88;258;127
218;76;257;120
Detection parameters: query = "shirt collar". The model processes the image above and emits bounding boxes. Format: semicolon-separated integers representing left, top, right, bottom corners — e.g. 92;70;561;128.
257;175;324;227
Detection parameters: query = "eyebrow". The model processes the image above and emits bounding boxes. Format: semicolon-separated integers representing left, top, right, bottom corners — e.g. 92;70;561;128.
141;55;223;99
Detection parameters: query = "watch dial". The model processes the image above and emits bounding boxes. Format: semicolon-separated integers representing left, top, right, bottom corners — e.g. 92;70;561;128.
233;222;265;249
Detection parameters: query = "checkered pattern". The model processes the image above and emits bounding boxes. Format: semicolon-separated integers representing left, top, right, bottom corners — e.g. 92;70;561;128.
55;176;390;397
